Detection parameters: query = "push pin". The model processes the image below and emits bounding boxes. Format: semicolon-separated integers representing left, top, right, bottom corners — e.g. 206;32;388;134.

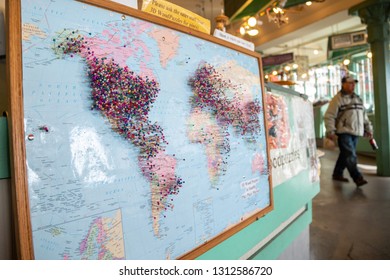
28;134;34;141
39;125;49;132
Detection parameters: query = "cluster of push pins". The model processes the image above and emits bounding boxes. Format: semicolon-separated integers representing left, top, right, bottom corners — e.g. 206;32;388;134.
188;63;262;145
54;30;184;215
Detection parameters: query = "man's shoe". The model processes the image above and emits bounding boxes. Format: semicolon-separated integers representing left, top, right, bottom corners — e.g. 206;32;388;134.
355;177;368;187
332;175;349;182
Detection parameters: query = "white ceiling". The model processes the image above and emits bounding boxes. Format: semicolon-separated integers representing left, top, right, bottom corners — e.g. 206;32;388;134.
257;10;366;66
165;0;368;66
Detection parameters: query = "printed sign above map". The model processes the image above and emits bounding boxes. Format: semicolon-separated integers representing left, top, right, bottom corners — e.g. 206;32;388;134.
213;29;255;51
142;0;211;34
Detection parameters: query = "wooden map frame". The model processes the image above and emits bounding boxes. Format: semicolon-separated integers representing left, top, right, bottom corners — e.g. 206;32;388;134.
6;0;273;259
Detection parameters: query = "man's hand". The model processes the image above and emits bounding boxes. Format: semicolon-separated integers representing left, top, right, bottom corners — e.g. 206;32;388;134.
364;131;373;138
326;132;337;141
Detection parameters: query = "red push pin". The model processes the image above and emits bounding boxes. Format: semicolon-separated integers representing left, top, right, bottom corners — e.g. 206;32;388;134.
39;125;49;132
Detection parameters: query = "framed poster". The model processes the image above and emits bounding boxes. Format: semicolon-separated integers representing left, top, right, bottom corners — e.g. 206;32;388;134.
7;0;272;259
266;89;320;187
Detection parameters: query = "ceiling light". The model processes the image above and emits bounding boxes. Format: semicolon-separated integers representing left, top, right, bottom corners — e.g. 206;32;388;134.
267;6;288;27
247;29;259;36
367;51;373;58
313;49;319;55
248;16;257;27
284;65;291;71
273;7;284;14
301;73;307;79
272;70;278;75
306;1;313;6
343;59;350;65
293;64;298;69
239;18;261;37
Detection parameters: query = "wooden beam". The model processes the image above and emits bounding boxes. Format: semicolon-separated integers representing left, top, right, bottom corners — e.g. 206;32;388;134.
6;0;34;259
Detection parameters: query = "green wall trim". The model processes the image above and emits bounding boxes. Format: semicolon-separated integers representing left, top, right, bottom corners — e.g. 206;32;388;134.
356;114;376;155
197;170;320;259
313;103;328;139
250;203;312;260
0;117;10;179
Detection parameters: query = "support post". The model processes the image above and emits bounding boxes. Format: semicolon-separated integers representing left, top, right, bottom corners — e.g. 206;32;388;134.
350;0;390;176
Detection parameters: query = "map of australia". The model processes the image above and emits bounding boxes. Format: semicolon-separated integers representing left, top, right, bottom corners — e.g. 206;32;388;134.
21;0;271;260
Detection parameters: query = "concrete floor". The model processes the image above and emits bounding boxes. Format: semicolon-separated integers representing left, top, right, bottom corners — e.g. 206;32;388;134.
310;148;390;260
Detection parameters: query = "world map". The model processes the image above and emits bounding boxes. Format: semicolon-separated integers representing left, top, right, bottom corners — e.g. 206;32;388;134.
21;0;270;259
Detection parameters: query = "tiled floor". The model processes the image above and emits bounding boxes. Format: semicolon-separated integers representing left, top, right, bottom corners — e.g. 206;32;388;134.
310;148;390;260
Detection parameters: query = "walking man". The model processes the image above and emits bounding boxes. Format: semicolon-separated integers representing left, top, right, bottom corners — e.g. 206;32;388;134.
324;76;373;187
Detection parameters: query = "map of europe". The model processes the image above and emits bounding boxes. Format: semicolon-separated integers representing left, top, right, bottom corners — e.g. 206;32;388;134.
21;0;271;259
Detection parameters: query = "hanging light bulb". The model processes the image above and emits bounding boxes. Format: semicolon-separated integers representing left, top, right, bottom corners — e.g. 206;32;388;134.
313;49;319;55
273;7;283;14
239;26;246;35
239;17;260;37
284;65;291;71
367;51;373;58
247;29;259;36
272;70;278;76
292;63;298;69
248;16;257;27
306;1;313;6
343;58;350;65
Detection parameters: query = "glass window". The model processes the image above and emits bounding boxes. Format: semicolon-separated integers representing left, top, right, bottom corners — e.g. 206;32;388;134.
294;53;374;110
353;56;374;112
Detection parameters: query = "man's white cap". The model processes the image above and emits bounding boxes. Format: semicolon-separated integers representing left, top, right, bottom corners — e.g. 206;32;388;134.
342;76;358;83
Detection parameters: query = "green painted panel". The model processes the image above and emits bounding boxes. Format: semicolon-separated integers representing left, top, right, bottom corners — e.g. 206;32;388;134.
357;137;373;153
0;117;10;179
357;114;376;155
313;103;328;139
197;170;319;259
250;203;312;260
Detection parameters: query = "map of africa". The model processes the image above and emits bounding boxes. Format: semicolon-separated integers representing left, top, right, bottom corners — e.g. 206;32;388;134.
21;0;271;259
